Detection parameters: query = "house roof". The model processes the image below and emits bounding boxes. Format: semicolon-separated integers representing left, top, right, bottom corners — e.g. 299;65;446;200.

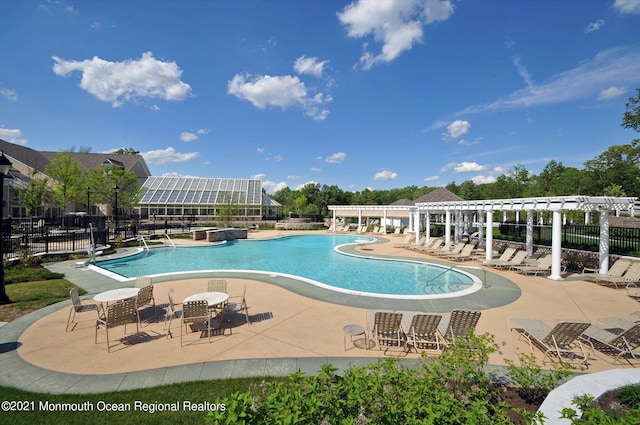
413;187;464;203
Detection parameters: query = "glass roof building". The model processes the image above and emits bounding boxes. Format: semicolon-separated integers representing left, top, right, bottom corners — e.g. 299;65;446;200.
135;176;281;219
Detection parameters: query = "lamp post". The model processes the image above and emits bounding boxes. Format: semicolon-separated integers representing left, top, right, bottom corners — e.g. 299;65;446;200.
85;186;90;231
114;185;119;239
0;152;13;304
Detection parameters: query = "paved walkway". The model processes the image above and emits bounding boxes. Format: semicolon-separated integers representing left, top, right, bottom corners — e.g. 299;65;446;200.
1;230;639;422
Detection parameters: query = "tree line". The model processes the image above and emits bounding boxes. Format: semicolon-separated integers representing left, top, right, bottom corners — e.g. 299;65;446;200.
271;89;640;217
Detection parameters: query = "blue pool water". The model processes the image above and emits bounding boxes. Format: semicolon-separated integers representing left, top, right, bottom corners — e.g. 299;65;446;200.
95;234;480;298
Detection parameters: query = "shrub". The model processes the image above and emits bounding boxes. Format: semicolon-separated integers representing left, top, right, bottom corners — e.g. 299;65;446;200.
506;352;575;405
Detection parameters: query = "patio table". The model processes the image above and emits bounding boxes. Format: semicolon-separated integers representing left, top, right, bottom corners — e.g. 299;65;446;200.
184;292;229;317
94;288;140;305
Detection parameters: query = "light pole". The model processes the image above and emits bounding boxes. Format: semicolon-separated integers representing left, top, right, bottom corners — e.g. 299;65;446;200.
85;186;90;231
114;185;119;239
0;152;13;304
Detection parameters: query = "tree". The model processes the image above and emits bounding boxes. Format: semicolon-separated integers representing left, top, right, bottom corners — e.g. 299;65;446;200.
112;147;140;155
583;142;640;196
86;165;141;212
622;87;640;135
17;169;50;216
44;151;84;213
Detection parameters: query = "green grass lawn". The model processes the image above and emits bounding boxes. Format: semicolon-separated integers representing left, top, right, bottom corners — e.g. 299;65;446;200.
0;279;80;322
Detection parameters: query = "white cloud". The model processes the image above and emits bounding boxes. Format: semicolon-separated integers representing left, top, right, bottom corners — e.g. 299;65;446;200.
274;154;284;162
585;19;605;33
197;128;210;135
471;175;496;184
424;175;439;183
457;47;640;114
141;147;199;164
296;180;319;190
52;52;192;107
513;56;534;87
457;138;480;146
597;86;626;101
294;56;329;78
251;174;287;194
0;128;28;145
453;162;486;173
338;0;454;70
257;148;265;154
325;152;347;164
227;73;331;120
443;120;471;139
0;88;18;101
287;175;304;181
374;169;398;180
180;131;198;142
614;0;640;14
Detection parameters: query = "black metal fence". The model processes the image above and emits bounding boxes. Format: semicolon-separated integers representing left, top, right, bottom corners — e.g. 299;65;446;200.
497;223;640;256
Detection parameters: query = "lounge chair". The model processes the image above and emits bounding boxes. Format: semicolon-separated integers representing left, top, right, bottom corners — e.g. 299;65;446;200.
95;298;139;353
433;242;466;257
593;262;640;289
367;311;405;354
413;237;441;252
627;281;640;301
392;228;402;236
419;239;449;254
512;254;553;276
508;317;590;367
181;299;212;347
580;322;640;364
393;233;414;248
583;259;631;284
443;243;477;262
438;309;481;345
490;250;527;269
408;235;427;250
66;287;100;331
135;284;156;325
404;313;443;354
482;247;516;266
224;283;251;325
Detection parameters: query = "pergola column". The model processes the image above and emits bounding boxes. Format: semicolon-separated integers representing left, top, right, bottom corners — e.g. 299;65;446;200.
445;210;452;246
599;210;610;275
358;209;362;228
485;210;493;262
382;209;387;234
548;210;563;280
414;209;421;244
425;211;431;242
332;210;337;233
477;210;484;248
526;212;534;258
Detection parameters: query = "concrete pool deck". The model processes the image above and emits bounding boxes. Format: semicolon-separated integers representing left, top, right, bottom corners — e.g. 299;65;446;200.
1;230;639;407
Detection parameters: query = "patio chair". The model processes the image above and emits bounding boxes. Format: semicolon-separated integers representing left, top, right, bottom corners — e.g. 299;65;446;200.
367;311;405;354
583;259;631;284
163;293;182;339
508;317;590;367
627;281;640;301
439;309;482;345
134;276;152;288
208;279;228;293
224;283;251;325
491;250;527;269
413;237;440;252
135;284;156;325
580;322;640;364
181;299;212;347
417;239;447;254
405;313;443;354
95;298;139;353
392;233;414;248
482;247;516;266
443;243;477;262
512;254;553;276
66;287;100;331
594;262;640;289
433;242;466;257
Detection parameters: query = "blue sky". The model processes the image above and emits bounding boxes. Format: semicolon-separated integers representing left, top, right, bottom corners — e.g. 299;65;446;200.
1;0;640;194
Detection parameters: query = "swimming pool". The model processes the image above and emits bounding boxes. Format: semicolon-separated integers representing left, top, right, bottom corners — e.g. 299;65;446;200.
93;234;482;299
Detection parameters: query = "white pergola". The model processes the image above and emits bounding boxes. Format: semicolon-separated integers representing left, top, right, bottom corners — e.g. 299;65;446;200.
329;196;638;281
